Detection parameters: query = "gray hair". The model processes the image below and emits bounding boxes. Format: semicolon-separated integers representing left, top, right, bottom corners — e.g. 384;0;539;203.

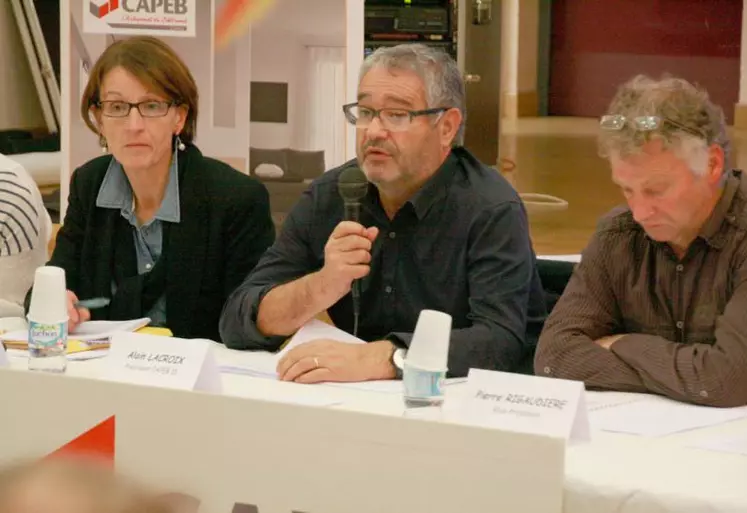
360;43;466;146
598;74;731;175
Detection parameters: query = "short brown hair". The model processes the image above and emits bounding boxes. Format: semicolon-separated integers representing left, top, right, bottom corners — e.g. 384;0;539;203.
81;36;199;144
598;74;730;169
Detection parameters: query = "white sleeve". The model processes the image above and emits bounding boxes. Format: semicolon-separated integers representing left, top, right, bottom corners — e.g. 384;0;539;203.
0;168;43;257
0;161;49;313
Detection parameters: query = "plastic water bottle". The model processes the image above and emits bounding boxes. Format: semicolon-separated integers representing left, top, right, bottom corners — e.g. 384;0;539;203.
27;266;68;373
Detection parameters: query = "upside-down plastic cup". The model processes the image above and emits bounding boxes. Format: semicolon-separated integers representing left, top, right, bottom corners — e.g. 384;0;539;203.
403;309;452;408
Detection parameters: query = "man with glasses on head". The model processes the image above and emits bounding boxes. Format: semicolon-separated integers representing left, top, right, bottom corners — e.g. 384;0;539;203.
221;43;546;384
535;74;747;407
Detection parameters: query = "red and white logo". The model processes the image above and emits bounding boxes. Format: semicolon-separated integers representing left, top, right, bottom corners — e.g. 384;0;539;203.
89;0;120;19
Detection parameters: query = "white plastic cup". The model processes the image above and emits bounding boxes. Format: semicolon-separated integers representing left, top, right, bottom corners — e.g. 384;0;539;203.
27;266;68;324
405;309;452;372
403;310;452;407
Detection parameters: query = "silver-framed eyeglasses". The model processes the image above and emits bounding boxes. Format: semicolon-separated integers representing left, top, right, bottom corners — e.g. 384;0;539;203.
97;100;177;118
600;114;706;139
343;103;448;132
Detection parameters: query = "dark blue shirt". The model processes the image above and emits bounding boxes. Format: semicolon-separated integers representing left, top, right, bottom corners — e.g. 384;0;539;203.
95;155;181;327
220;147;546;376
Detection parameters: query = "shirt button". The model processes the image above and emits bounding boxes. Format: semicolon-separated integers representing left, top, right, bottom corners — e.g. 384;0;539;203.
676;321;684;329
388;231;396;239
676;264;684;272
699;390;708;398
543;366;551;375
145;263;153;270
384;285;393;294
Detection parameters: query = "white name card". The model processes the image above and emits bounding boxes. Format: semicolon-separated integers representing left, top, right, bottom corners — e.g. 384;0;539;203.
103;333;222;393
445;368;590;444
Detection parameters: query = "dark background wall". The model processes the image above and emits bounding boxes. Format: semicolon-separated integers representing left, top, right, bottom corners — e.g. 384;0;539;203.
548;0;742;122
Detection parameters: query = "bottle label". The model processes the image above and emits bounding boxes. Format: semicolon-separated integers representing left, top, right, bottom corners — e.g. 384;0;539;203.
28;321;67;357
403;366;445;399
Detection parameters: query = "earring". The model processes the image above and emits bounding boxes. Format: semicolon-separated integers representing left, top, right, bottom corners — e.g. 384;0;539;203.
175;134;186;151
99;135;108;153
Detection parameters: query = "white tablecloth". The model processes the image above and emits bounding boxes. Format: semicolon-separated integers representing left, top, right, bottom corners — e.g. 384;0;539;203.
7;344;747;513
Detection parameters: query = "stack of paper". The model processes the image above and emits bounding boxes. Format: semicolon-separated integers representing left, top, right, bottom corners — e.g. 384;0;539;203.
0;318;154;361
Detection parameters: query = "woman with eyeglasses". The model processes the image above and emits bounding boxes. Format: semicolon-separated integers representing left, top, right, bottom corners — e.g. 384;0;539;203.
35;36;274;341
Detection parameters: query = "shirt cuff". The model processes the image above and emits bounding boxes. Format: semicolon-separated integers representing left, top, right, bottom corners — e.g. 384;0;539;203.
220;283;286;351
385;332;412;349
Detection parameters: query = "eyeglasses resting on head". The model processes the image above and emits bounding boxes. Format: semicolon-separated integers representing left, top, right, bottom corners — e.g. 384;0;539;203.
599;114;707;140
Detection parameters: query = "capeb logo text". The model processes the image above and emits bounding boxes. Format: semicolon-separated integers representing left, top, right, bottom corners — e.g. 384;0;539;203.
89;0;189;20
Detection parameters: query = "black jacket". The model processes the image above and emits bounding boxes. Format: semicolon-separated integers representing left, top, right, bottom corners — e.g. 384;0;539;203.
38;144;274;341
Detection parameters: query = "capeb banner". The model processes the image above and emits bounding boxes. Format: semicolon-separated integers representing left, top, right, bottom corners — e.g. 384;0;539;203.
84;0;197;37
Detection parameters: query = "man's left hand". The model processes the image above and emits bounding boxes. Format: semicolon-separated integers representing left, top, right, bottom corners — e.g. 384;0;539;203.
276;339;396;384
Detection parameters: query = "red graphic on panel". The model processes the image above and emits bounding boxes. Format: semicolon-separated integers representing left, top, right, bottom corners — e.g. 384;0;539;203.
89;0;120;19
47;416;115;464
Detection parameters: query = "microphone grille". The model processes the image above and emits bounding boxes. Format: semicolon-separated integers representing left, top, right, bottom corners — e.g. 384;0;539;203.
338;166;368;203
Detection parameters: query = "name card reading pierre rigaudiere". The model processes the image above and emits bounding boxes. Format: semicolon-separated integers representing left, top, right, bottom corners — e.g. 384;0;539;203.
445;368;590;444
103;333;222;393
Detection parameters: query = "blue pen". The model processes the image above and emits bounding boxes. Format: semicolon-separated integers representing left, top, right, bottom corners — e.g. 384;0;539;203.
74;297;111;310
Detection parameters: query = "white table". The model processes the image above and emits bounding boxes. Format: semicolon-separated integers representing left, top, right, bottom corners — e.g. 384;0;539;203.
6;346;747;513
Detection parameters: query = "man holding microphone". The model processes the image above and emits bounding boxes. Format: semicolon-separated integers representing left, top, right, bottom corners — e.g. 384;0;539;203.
220;43;545;383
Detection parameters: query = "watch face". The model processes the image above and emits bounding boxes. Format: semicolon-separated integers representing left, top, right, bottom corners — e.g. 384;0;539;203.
394;349;406;369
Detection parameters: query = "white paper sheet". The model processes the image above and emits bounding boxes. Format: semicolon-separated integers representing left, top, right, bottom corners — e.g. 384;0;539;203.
69;319;151;339
585;391;648;412
327;377;467;394
689;432;747;456
217;321;365;379
218;364;276;379
276;320;366;358
590;394;747;436
6;348;109;362
0;318;151;344
537;254;581;263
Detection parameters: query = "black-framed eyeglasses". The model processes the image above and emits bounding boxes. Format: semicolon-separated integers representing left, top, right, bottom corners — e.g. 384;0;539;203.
97;100;177;118
342;103;449;132
600;114;706;140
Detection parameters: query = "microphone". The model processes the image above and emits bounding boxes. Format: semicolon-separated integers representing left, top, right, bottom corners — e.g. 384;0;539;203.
338;167;369;337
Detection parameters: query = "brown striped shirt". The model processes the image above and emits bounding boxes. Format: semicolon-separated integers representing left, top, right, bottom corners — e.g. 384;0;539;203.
535;169;747;407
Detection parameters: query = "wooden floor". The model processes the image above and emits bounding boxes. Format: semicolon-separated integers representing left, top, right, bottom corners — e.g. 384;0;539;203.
500;117;747;255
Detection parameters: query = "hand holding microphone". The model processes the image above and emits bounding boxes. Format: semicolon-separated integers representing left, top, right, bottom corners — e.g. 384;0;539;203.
317;167;375;336
319;221;378;301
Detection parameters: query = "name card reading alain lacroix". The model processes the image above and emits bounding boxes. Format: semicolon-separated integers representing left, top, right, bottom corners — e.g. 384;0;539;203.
104;333;222;393
126;351;186;376
448;369;590;443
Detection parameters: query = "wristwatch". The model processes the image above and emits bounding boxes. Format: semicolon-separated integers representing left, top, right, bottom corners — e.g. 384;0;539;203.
391;348;406;379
